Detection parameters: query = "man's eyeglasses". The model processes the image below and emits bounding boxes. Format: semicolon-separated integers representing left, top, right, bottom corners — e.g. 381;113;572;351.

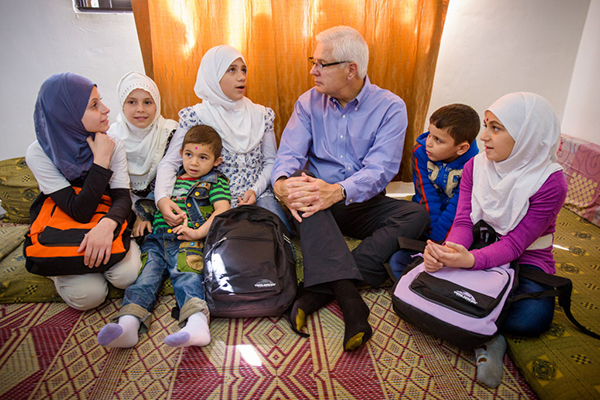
308;57;351;71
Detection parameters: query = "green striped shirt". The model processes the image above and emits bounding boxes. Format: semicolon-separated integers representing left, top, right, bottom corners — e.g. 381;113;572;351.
153;175;230;230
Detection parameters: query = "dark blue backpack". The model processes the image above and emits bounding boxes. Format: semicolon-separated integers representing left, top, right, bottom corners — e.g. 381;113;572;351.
203;205;296;318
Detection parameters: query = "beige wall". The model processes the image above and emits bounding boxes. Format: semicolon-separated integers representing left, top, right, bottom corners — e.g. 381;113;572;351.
562;0;600;144
0;0;144;160
426;0;591;143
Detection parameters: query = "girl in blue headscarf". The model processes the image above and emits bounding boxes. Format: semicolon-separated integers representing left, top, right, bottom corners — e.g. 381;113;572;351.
26;73;142;310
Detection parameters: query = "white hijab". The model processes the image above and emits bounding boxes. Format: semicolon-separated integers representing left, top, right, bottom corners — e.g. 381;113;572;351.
108;72;177;191
471;92;562;235
192;45;266;153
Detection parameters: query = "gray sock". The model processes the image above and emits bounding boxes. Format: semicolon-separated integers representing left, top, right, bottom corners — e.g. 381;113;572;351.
475;334;507;388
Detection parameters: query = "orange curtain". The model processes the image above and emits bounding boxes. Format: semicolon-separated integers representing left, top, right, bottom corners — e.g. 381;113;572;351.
131;0;448;181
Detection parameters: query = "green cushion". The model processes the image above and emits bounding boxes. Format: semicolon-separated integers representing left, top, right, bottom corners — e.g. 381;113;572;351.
505;209;600;400
0;223;63;303
0;157;40;224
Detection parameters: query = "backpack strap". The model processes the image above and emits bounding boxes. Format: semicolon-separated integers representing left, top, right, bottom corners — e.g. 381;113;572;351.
397;237;427;252
516;268;600;340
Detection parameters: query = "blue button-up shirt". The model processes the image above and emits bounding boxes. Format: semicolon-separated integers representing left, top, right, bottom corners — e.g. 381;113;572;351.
272;76;408;204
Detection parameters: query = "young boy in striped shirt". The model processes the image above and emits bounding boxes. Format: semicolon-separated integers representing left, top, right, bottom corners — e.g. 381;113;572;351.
98;125;231;348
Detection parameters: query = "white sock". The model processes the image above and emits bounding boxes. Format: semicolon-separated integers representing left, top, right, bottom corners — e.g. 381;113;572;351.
97;314;141;348
164;312;211;348
475;334;507;388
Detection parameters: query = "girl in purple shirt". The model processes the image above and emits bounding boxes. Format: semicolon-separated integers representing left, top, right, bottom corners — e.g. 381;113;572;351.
424;92;567;388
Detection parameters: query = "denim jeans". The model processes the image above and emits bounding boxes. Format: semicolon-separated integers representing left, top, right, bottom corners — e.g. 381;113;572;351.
121;230;206;328
501;264;555;336
257;195;294;234
389;249;420;279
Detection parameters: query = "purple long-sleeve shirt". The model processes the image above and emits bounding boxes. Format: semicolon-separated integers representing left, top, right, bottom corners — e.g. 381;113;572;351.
271;76;407;205
446;159;567;274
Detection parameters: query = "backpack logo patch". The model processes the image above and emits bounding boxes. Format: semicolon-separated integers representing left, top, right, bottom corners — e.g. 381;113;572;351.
454;290;477;304
255;279;276;288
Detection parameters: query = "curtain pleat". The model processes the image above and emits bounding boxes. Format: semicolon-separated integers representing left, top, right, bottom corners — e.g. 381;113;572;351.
131;0;449;181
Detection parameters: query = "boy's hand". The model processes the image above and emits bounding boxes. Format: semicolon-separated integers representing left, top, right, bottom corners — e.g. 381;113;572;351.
157;197;186;226
172;215;201;241
132;216;152;237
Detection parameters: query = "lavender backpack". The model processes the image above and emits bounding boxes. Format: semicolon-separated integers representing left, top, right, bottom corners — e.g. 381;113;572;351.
392;261;516;350
392;220;600;348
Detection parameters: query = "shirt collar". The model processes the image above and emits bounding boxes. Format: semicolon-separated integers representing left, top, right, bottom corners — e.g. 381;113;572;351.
327;75;372;110
353;75;372;107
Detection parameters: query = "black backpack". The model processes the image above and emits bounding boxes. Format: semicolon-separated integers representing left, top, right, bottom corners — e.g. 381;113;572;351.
202;205;296;318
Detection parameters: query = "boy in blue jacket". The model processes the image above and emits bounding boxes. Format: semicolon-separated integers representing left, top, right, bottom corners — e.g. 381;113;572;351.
389;104;480;278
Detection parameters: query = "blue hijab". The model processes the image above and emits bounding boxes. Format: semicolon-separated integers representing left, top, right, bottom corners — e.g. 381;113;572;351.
34;73;96;181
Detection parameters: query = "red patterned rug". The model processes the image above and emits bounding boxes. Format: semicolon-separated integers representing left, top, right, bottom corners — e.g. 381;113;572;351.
0;289;537;400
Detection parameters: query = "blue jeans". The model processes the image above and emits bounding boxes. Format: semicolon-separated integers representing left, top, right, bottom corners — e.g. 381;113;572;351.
501;264;555;336
257;195;294;234
121;230;206;325
389;249;420;279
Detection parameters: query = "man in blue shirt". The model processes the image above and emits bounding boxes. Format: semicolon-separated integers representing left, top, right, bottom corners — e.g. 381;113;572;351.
272;26;429;351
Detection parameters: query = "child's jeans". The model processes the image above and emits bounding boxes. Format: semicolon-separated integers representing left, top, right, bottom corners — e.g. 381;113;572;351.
120;230;208;331
257;194;294;234
389;249;419;279
501;264;555;336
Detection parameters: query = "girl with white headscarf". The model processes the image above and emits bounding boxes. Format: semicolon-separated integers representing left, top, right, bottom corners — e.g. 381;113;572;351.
108;72;177;237
154;45;289;229
423;92;567;388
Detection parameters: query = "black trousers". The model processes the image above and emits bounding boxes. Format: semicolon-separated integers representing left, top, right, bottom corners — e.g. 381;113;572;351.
292;170;430;291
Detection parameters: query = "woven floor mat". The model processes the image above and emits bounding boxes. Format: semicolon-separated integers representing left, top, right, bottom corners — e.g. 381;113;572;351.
0;289;536;400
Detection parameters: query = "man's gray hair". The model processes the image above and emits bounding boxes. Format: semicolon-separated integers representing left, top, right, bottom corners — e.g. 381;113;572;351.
316;26;369;79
